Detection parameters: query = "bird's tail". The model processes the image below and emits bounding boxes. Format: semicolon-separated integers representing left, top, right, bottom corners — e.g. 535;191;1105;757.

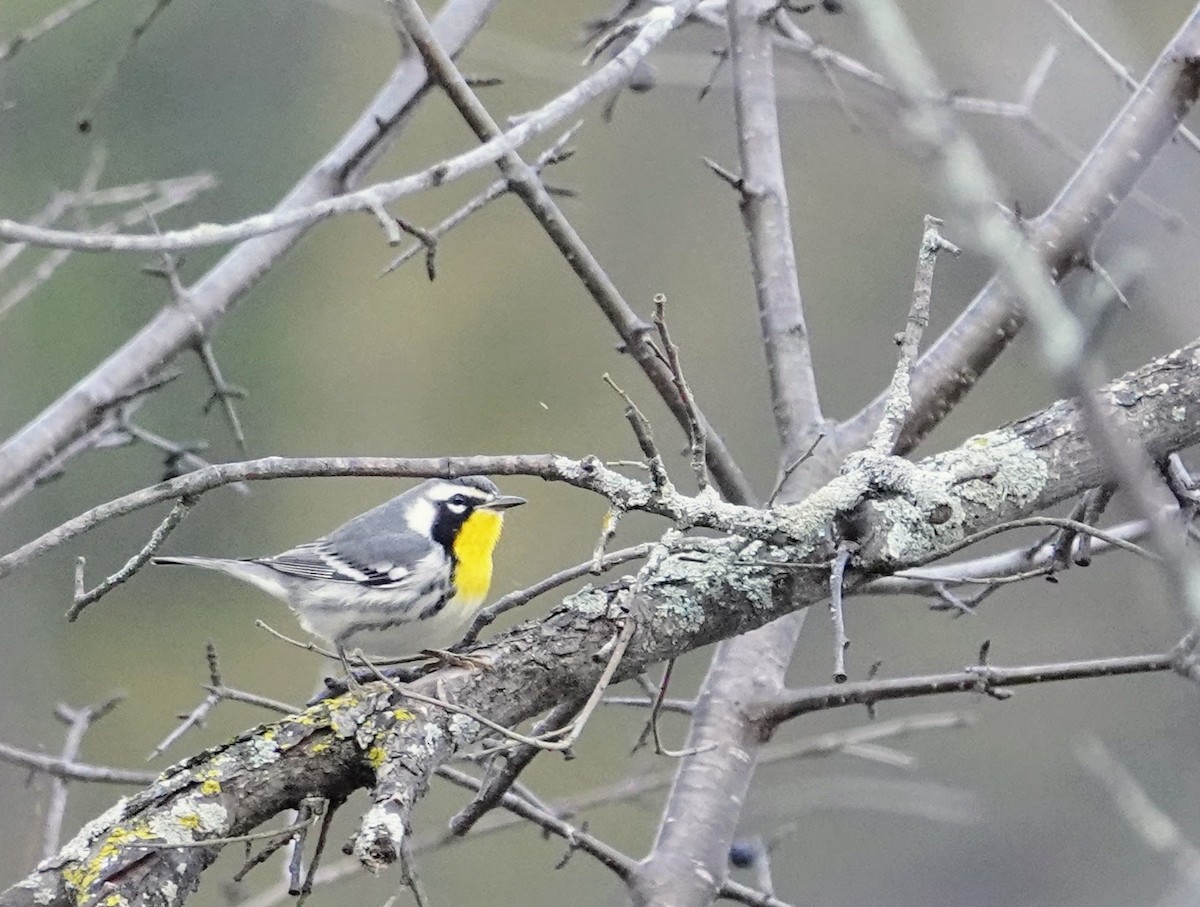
153;555;223;568
152;554;291;602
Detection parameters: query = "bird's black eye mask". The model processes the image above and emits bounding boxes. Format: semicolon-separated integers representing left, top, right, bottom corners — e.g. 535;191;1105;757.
430;499;477;553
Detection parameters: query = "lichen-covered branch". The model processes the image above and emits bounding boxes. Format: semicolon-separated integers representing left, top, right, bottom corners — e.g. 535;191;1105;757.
8;338;1200;906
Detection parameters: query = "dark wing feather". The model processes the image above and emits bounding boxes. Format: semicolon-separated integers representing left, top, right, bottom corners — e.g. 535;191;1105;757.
256;528;436;589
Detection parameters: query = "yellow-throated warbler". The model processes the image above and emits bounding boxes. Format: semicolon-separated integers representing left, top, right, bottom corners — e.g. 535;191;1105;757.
153;476;525;663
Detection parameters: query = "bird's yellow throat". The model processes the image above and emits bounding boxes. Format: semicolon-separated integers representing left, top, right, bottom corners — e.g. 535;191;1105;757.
452;510;505;604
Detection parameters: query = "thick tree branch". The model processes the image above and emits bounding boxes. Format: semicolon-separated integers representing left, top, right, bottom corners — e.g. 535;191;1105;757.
0;0;499;509
634;1;830;902
157;712;969;907
0;453;782;585
838;3;1200;455
11;242;1197;907
6;338;1200;598
0;3;691;256
12;335;1200;903
725;0;823;466
1043;0;1200;156
389;0;752;503
853;0;1200;623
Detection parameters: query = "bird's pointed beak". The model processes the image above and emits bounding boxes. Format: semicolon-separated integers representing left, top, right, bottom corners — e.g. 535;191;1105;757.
484;494;527;511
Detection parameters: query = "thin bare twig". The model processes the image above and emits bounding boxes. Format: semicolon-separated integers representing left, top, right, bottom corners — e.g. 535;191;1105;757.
448;698;585;837
0;144;107;314
698;45;729;101
396;832;431;907
1041;0;1200;156
294;798;336;904
756;647;1180;728
234;825;306;883
146;642;223;760
1054;484;1116;568
0;191;76;278
196;342;248;454
438;764;638;880
0;741;152;785
631;658;711;758
388;0;753;504
720;877;794;907
381;125;583;276
0;0;110;64
906;515;1159;569
0;3;697;254
202;685;297;716
257;621;432;672
134;818;318;851
74;0;175;132
766;431;824;506
42;695;123;859
360;654;582;753
604;693;693;715
869;215;960;455
69;496;195;619
652;294;707;492
864;513;1156;597
603;373;669;490
286;798;323;895
828;542;854;683
111;416;248;493
0;170;217;320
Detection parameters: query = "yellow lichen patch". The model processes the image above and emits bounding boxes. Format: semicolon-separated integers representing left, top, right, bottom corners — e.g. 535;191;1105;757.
63;824;156;900
393;708;414;721
62;864;92;898
199;776;221;797
177;813;202;830
367;746;388;769
310;740;330;755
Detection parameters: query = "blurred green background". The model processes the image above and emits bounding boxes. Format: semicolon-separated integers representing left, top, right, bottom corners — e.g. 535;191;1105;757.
2;1;1199;904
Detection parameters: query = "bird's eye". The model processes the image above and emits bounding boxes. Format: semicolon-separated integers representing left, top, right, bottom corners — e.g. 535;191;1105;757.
449;494;471;508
